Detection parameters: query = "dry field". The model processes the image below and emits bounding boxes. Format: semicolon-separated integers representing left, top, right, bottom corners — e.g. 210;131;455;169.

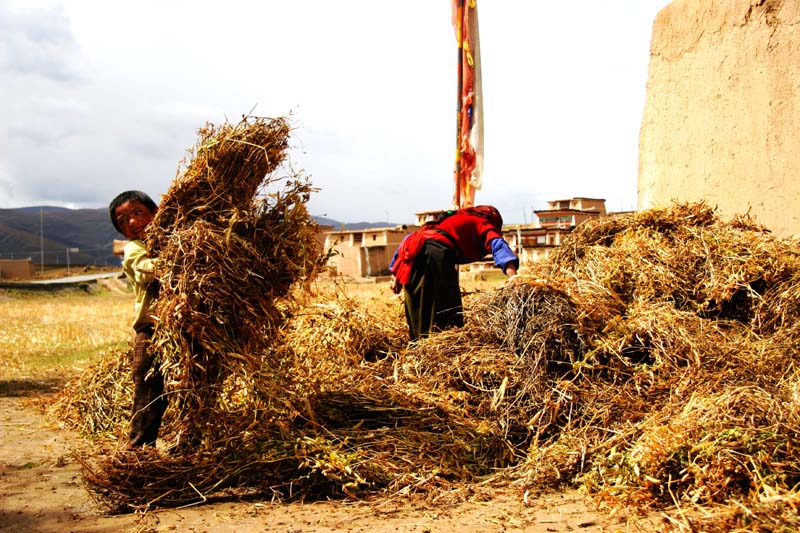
0;279;641;533
0;283;130;392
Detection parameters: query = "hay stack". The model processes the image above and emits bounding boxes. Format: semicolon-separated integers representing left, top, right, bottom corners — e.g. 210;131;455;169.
63;191;800;531
508;202;800;530
76;283;517;510
283;284;406;393
148;119;292;234
50;349;135;436
146;116;321;434
78;115;330;508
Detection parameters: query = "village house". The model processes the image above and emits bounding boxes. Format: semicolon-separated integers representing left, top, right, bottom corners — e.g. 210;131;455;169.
414;209;448;225
502;197;608;264
0;258;35;279
324;209;468;279
500;225;574;265
536;197;607;229
323;199;611;278
324;225;415;279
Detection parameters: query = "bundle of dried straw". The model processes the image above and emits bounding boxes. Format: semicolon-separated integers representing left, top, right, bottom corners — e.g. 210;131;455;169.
147;116;322;435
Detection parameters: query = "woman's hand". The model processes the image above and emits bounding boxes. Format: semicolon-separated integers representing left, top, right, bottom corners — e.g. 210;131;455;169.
505;264;518;279
389;274;402;294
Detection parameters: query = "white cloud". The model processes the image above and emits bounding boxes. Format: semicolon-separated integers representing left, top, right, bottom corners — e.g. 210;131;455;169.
0;1;82;81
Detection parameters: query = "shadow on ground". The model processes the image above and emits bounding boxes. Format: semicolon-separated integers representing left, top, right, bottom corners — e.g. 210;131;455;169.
0;378;65;397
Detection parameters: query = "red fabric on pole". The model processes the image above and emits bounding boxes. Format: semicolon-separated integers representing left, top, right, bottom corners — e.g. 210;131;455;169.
451;0;483;209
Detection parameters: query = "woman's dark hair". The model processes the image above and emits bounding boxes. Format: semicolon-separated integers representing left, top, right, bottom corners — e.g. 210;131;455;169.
469;205;503;228
108;190;157;234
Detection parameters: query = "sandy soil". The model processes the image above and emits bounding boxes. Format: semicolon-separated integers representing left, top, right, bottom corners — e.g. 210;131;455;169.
0;384;664;533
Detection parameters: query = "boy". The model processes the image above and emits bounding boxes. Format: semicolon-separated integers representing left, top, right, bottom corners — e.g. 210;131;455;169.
109;190;167;448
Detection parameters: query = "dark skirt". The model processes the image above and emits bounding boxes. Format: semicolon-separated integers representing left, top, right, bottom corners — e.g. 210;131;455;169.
403;240;463;340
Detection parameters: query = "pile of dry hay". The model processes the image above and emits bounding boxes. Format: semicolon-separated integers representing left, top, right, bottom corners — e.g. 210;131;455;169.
508;203;800;531
146;117;322;435
64;115;341;507
368;203;800;530
55;167;800;530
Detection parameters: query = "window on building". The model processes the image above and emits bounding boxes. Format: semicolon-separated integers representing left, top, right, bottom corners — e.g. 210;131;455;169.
353;233;363;245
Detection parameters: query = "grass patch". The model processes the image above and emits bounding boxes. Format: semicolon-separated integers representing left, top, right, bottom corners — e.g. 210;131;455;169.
0;290;132;382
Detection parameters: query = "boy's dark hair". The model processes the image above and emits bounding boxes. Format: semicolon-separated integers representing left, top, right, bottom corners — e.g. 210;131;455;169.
109;190;158;234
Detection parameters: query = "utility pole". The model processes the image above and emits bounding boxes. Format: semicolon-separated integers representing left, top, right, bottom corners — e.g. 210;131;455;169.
40;208;44;274
66;247;79;274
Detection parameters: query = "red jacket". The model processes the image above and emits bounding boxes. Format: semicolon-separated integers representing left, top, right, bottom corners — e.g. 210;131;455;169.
391;208;505;285
428;211;503;263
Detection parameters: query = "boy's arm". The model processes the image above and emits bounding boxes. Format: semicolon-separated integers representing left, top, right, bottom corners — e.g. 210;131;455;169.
122;240;157;286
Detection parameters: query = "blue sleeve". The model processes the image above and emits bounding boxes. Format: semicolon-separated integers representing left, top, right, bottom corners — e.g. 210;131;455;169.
490;238;519;273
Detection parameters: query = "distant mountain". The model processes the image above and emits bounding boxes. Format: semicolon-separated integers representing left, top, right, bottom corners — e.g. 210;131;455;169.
0;207;397;266
345;221;401;230
317;216;401;231
14;206;71;213
0;207;118;266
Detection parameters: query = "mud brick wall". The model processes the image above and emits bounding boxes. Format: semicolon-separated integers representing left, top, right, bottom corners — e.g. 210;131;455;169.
638;0;800;237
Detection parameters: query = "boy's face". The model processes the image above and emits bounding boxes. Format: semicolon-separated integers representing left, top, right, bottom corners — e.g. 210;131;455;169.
115;199;155;240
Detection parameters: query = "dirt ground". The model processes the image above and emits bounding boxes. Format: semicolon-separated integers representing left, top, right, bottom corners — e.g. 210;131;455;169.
0;383;663;533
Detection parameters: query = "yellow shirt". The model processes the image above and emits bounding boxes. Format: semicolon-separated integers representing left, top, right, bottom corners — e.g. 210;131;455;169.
122;240;158;332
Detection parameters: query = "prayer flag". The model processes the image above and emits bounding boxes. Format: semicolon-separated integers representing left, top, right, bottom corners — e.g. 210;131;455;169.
452;0;483;209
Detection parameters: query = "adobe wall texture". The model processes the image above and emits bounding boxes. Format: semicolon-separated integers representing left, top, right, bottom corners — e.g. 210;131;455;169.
638;0;800;237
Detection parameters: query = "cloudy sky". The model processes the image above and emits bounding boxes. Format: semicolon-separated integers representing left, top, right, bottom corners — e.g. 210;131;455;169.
0;0;671;224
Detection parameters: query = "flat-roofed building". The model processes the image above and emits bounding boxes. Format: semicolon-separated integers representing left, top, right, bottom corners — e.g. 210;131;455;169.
324;225;416;279
535;198;606;229
0;258;35;279
506;198;609;265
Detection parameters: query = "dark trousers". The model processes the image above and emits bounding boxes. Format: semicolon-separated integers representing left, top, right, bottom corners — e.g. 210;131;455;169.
129;327;167;446
403;240;463;341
